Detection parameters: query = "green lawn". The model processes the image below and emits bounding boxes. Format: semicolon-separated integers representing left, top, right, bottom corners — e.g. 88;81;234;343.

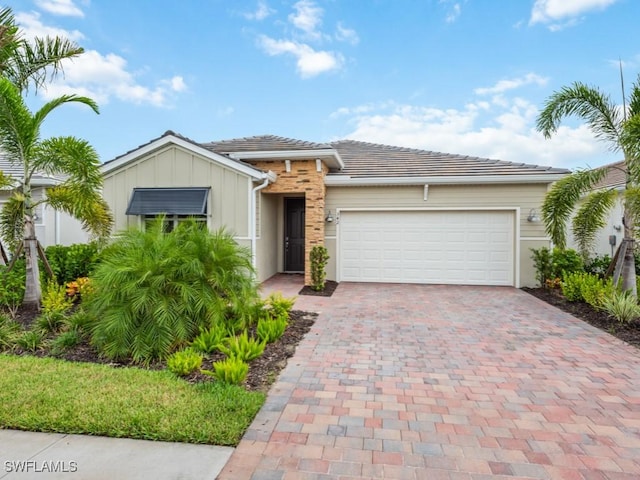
0;354;265;445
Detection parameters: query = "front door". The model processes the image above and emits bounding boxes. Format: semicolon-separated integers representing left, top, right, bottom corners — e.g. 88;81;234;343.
284;198;305;272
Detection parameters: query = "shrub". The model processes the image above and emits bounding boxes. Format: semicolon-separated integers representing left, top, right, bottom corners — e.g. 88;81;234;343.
581;275;614;310
87;219;259;364
203;356;249;385
257;316;288;344
167;349;203;376
41;281;73;315
0;260;25;317
310;245;330;291
602;290;640;323
190;327;226;354
219;331;266;362
65;277;93;301
561;272;585;302
44;242;99;284
585;254;613;277
16;329;46;353
263;292;295;321
531;247;583;288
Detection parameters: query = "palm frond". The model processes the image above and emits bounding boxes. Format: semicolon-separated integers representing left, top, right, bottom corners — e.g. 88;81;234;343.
536;82;623;150
0;170;15;189
541;168;608;249
571;189;617;258
627;74;640;119
0;192;24;253
0;77;39;165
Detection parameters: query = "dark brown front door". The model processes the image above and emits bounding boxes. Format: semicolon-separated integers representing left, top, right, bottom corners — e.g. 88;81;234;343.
284;198;305;272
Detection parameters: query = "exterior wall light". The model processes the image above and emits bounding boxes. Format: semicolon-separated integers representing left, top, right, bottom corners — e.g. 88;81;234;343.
527;209;540;223
325;210;334;223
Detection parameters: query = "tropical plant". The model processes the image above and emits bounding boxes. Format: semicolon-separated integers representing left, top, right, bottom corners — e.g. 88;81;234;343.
536;74;640;296
87;218;259;364
45;242;99;284
0;6;83;92
602;290;640;323
15;329;46;353
0;260;25;317
218;331;266;362
0;77;112;308
190;326;226;354
256;316;288;344
0;313;20;350
531;247;583;288
203;356;249;385
50;328;82;355
167;349;203;376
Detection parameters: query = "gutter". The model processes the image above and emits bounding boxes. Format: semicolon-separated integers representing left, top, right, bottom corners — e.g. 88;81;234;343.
324;173;568;186
250;171;276;272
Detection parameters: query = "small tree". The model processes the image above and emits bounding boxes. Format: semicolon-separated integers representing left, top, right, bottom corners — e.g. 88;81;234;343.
310;245;330;291
536;74;640;296
0;77;112;308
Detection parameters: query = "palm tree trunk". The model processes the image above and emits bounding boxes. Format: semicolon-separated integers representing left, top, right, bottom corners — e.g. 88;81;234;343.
22;215;41;309
621;199;637;297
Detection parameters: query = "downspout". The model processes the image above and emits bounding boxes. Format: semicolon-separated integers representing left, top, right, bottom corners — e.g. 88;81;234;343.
55;209;61;245
250;176;270;273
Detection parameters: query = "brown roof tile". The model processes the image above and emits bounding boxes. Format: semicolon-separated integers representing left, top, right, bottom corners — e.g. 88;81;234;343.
329;140;569;177
203;135;332;153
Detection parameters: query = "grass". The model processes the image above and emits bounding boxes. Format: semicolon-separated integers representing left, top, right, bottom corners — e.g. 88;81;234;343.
0;354;265;446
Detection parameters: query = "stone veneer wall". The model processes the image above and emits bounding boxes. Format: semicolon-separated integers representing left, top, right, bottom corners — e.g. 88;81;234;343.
252;159;328;285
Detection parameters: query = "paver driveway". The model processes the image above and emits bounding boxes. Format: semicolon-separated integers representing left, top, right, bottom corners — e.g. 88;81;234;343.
218;277;640;480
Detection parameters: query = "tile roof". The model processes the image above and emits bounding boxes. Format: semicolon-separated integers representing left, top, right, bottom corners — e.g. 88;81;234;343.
202;135;333;153
328;140;570;177
593;160;626;189
0;154;65;184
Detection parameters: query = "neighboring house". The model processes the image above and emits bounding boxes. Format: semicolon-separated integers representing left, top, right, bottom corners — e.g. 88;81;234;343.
0;155;89;252
568;161;626;258
101;131;569;288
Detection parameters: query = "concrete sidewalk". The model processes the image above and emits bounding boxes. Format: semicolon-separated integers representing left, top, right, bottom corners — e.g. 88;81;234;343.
0;429;233;479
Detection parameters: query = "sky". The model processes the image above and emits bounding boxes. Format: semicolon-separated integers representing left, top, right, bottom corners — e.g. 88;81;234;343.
9;0;640;170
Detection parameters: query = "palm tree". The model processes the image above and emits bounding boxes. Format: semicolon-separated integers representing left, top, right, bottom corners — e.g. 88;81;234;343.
0;6;84;92
0;77;112;308
536;75;640;295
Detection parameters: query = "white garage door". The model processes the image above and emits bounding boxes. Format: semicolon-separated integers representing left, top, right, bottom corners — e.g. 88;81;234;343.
339;210;515;286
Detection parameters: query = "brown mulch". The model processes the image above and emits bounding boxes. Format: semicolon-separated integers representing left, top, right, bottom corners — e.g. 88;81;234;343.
523;287;640;350
6;307;317;393
299;280;339;297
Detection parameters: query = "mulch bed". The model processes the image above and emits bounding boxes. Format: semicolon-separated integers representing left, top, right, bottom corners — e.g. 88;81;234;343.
299;280;339;297
523;287;640;350
6;307;317;393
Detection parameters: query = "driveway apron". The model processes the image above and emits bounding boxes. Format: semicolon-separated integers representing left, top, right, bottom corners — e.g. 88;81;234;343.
218;277;640;480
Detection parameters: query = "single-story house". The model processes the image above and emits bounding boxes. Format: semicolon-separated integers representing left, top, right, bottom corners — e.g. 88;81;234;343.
101;131;569;288
568;160;625;258
0;156;89;253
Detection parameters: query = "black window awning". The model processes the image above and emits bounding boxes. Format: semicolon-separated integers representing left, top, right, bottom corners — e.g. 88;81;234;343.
126;187;210;215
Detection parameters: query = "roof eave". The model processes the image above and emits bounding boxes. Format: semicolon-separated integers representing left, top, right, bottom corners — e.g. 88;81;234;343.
102;135;267;180
229;149;344;169
324;174;569;186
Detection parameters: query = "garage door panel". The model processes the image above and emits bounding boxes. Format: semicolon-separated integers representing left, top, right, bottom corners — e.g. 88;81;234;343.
339;211;514;286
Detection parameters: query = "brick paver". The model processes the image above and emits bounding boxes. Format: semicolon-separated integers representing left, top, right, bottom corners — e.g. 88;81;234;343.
218;276;640;480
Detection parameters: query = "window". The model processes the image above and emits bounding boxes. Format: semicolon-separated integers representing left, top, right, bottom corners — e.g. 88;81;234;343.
143;215;207;233
126;187;210;231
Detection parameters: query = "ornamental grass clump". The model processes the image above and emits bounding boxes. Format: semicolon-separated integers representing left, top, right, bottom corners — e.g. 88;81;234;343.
86;218;259;364
602;291;640;324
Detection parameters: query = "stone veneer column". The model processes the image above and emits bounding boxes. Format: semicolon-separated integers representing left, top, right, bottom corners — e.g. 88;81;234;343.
252;159;328;285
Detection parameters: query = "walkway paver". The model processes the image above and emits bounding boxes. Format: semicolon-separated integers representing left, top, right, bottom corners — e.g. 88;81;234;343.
219;276;640;480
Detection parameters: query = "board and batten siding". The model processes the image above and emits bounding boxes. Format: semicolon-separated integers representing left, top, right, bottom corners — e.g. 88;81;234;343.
102;145;252;238
324;184;550;288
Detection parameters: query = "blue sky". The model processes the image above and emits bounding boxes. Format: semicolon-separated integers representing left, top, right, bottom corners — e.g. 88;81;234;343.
10;0;640;169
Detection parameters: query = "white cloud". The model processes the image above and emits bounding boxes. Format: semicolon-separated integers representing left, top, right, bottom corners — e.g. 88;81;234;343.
335;22;359;45
244;1;275;21
530;0;618;29
217;106;235;117
35;0;84;17
445;3;461;23
334;94;615;169
41;50;187;107
258;35;343;78
289;0;323;39
16;11;84;41
474;73;549;95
